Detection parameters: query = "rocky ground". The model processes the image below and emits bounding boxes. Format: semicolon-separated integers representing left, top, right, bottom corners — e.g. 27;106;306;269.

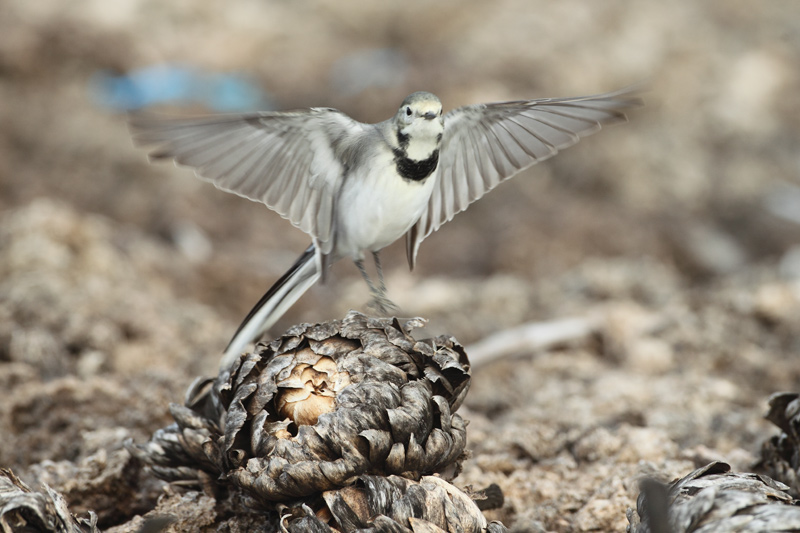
2;1;800;531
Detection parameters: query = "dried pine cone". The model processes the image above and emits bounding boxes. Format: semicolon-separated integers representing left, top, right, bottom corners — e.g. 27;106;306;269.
758;392;800;496
627;462;800;532
129;311;471;504
281;475;507;533
0;469;98;533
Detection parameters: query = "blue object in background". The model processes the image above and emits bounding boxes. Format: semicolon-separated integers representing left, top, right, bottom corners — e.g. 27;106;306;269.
90;64;273;112
329;48;408;97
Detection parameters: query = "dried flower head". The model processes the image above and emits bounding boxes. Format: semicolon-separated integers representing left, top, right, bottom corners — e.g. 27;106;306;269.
273;349;352;426
129;311;472;504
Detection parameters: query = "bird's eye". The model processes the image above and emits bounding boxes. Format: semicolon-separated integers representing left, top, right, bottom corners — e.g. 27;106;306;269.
405;107;412;116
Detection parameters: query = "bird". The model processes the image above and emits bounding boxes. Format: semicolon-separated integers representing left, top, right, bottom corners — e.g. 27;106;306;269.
129;86;640;369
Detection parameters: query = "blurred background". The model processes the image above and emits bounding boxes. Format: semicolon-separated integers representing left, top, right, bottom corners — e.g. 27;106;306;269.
3;0;800;343
2;1;800;529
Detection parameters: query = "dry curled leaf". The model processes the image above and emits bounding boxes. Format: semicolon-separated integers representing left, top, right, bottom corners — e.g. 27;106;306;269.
279;475;507;533
129;311;472;504
628;462;800;532
0;469;98;533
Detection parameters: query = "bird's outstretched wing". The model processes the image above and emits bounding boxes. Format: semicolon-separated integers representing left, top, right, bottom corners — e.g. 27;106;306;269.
406;87;641;269
130;109;365;253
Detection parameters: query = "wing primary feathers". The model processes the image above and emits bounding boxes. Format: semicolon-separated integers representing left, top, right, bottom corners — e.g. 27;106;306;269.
146;127;238;160
452;133;470;210
507;116;560;159
408;86;642;260
494;120;549;165
464;128;486;203
197;131;270;179
129;109;359;249
487;122;523;173
218;134;277;191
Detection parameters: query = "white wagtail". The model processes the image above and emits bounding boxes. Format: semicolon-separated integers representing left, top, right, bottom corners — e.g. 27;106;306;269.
130;86;640;368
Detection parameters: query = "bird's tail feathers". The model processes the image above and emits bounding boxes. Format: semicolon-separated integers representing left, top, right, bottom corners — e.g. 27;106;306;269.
220;245;320;369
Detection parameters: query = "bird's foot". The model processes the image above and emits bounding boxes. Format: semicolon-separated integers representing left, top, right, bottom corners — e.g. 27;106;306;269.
367;293;400;315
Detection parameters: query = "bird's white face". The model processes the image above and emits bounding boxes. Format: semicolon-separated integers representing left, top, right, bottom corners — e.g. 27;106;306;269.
395;92;444;159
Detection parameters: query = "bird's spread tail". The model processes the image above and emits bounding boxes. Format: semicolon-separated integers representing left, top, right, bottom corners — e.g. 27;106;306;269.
220;245;320;369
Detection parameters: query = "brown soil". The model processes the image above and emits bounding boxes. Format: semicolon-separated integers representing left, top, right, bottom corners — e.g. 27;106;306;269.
2;1;800;531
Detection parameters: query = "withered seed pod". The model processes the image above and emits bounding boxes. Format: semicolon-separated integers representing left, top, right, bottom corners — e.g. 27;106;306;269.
628;462;800;532
129;311;471;504
758;392;800;496
280;475;507;533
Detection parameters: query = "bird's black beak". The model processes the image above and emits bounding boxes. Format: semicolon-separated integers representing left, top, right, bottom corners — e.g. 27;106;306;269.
423;112;438;120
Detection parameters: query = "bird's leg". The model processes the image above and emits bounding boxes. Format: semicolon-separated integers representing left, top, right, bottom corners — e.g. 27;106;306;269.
372;251;388;296
354;258;378;298
354;255;398;314
371;251;399;313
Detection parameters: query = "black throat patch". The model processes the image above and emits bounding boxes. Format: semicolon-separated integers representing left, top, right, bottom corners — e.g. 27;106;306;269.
393;148;439;182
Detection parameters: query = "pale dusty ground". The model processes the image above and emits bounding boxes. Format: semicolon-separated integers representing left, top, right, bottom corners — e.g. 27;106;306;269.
2;1;800;531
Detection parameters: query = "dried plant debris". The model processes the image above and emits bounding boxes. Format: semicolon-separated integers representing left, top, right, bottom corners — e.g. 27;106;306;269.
0;469;98;533
759;392;800;497
280;475;507;533
24;447;161;528
628;462;800;533
128;311;472;504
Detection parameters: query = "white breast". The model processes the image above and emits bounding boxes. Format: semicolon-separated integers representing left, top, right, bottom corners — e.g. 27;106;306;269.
335;149;436;260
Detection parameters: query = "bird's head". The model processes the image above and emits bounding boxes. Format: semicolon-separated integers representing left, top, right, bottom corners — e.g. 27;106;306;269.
395;91;444;144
